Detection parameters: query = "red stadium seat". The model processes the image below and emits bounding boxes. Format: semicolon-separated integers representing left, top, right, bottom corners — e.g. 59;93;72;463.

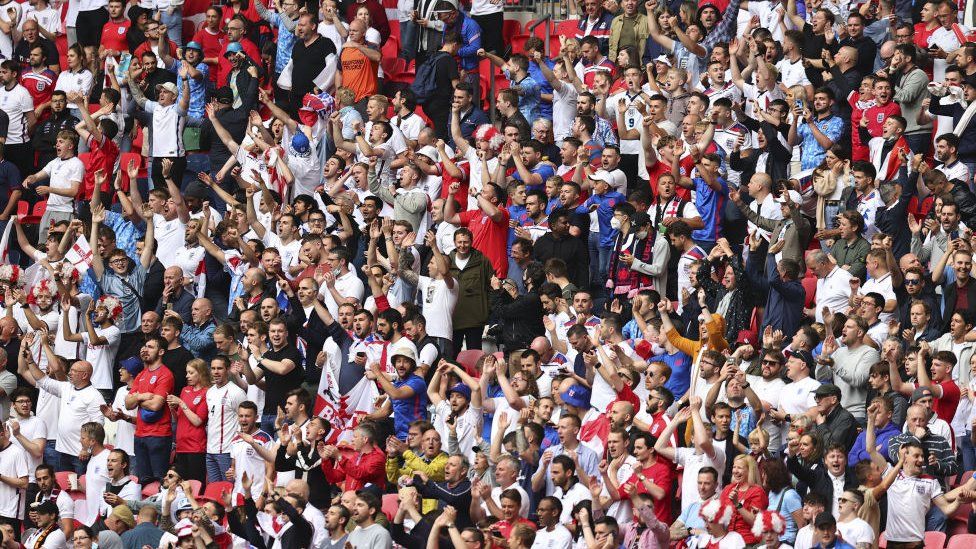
202;481;234;503
502;20;521;44
801;276;817;309
510;34;529;55
549;35;563;58
186;479;203;497
947;534;976;549
120;152;147;193
924;531;946;549
558;19;579;38
55;471;74;491
141;482;160;497
17;200;46;225
456;349;484;377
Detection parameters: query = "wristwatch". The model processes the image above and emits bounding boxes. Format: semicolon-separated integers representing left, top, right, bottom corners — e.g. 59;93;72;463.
446;523;456;529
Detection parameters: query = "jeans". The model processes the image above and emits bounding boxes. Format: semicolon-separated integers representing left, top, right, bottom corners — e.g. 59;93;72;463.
925;504;947;533
399;20;418;61
260;413;277;437
134;435;172;484
158;7;183;47
961;433;976;482
206;453;232;483
43;441;58;474
57;452;84;475
905;132;931;158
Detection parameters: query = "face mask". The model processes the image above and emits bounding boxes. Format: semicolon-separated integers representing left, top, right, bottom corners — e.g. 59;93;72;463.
650;342;665;356
636;231;649;239
610;218;622;230
332;267;341;277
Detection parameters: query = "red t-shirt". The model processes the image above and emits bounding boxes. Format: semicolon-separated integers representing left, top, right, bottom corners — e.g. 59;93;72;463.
495;518;536;539
79;135;120;200
100;20;131;53
175;385;209;453
646;160;671;200
458;208;510;278
863;101;902;140
439;160;470;210
191;26;226;84
132;39;178;65
19;68;56;109
935;379;961;423
131;365;175;437
221;4;261;29
720;483;769;545
621;460;675;524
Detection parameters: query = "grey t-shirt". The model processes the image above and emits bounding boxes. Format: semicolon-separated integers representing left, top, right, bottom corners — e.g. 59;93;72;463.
323;533;350;549
98;530;123;549
346;523;392;549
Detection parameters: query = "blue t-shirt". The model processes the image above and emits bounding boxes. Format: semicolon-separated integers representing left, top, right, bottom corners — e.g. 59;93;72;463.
512;162;555;193
691;177;729;243
392;374;428;440
659;350;693;400
769;488;803;544
505;70;541;122
171;60;210;120
0;159;19;214
577;191;626;248
528;59;555;120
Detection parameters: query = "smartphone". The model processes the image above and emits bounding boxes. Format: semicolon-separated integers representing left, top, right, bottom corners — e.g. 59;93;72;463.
356;351;366;358
794;99;803;111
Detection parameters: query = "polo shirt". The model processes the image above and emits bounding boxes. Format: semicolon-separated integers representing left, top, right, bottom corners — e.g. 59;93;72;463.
816;266;853;322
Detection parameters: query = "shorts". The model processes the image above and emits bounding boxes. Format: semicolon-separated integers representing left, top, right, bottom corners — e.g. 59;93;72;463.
75;8;109;47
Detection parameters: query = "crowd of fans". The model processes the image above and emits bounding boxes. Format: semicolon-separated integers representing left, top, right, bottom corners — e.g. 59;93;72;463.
4;0;976;546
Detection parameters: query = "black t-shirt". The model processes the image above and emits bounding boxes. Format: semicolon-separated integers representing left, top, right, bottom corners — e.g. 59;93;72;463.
260;344;305;412
12;38;59;70
431;51;459;103
290;35;337;100
163;345;195;395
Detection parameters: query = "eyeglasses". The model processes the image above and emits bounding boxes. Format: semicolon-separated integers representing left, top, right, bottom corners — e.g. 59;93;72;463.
309;218;326;224
761;359;781;366
74;535;90;541
13;399;31;405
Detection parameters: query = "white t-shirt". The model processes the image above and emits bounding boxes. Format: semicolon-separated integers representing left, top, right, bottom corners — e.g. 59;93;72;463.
552;80;579;142
320;270;365;319
0;443;27;519
0;84;33;144
531;524;573;549
206;382;247;454
82;449;110;526
230;430;273;501
54;70;93;110
837;517;875;546
417;276;458;340
887;468;943;542
110;386;135;456
815;266;853;323
675;446;726;512
171;245;206;281
41;156;84;213
6;415;46;482
35;377;103;456
21;5;59;36
0;1;22;60
145;100;187;158
152;214;187;268
781;377;820;416
432;400;482;462
82;324;122;391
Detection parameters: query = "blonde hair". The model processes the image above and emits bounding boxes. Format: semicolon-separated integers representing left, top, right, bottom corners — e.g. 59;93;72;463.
733;454;760;484
749;427;770;449
187;359;213;387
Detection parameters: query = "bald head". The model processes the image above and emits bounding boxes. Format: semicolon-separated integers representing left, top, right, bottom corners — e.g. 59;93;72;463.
191;298;213;324
530;336;552;356
286;479;310;500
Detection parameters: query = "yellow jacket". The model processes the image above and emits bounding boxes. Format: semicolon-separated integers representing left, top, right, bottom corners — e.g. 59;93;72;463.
665;314;729;358
386;450;449;514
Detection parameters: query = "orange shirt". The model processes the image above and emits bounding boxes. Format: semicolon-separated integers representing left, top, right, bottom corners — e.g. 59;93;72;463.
339;46;377;103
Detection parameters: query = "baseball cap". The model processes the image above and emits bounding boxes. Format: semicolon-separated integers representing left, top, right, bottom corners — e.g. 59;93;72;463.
119;356;144;377
156;82;178;96
588;170;615;185
448;383;471;400
561;384;591;409
912;386;935;403
32;500;58;515
814;511;836;530
214;87;234;104
184;181;209;200
814;383;842;399
963;74;976;90
224;42;244;57
789;350;816;371
291;132;311;156
776;189;803;205
185;41;203;52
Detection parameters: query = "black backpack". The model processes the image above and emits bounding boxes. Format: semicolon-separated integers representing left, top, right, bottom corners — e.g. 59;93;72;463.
410;52;451;105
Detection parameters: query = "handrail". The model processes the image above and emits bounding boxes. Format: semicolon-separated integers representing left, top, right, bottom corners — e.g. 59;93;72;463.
527;14;553;58
526;13;552;32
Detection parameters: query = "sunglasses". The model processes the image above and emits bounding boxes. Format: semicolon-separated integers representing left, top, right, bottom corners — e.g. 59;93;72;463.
905;279;921;285
761;359;781;365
